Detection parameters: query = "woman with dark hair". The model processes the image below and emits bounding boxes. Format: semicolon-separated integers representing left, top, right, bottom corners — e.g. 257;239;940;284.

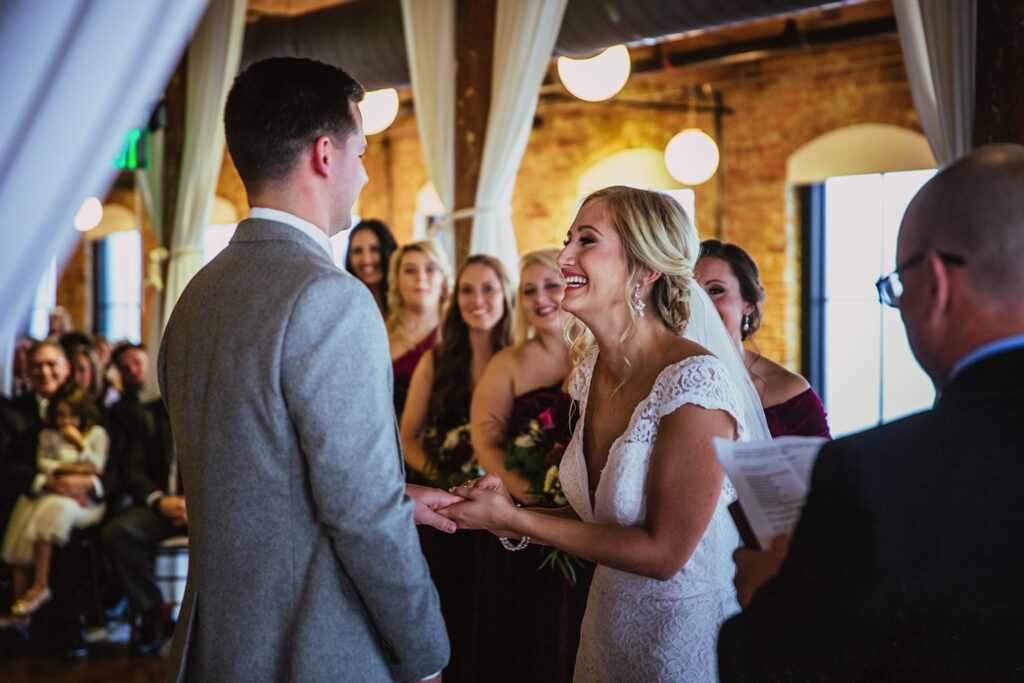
696;239;830;437
344;219;397;314
399;254;513;681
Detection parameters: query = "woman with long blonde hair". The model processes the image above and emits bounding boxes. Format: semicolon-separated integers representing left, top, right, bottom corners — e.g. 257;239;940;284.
385;240;451;418
446;187;769;682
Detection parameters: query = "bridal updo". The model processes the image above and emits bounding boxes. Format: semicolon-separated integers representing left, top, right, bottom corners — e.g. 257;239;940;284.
589;185;700;323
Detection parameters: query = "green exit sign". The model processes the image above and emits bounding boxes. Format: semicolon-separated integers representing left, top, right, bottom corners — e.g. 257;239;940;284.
114;128;148;170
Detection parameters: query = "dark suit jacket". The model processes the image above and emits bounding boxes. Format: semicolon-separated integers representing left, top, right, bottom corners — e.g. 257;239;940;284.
107;396;175;506
0;393;45;524
718;346;1024;682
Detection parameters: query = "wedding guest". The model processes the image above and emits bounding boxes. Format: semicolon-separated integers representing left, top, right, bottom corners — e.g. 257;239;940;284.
718;144;1024;680
696;240;829;437
399;254;513;682
345;219;397;314
67;344;105;405
1;342;70;528
387;240;451;419
469;246;591;682
445;186;771;682
2;382;108;620
9;336;36;399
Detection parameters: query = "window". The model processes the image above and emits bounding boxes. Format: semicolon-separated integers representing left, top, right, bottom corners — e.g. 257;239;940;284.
27;256;58;340
802;169;936;437
95;230;141;343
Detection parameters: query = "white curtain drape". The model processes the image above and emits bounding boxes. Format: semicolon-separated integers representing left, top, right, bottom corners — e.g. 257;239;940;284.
894;0;976;167
162;0;247;336
470;0;567;279
0;0;207;394
401;0;457;222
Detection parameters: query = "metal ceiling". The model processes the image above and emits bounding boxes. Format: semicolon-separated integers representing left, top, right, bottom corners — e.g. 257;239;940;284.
240;0;855;90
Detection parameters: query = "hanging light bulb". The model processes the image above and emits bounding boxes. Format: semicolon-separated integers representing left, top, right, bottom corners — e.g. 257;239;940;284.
358;88;400;135
664;129;720;185
557;45;630;102
74;197;103;232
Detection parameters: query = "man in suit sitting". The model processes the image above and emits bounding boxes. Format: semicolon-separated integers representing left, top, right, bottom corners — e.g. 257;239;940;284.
158;58;453;681
718;144;1024;681
100;352;180;656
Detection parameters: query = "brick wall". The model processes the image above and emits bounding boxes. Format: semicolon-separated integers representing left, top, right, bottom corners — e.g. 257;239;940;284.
353;34;920;369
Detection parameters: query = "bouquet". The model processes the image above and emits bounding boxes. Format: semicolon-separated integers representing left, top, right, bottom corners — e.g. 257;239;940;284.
504;406;586;584
423;423;483;490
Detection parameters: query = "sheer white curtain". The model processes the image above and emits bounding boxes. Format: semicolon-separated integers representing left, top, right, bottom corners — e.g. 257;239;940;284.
162;0;247;336
470;0;567;278
401;0;457;222
894;0;976;167
0;0;207;394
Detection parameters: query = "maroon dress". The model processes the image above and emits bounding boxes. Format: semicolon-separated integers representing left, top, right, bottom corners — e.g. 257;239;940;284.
764;387;831;438
391;327;439;418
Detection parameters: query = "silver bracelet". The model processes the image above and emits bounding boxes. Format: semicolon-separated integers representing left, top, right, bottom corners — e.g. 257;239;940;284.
499;535;530;551
499;501;529;550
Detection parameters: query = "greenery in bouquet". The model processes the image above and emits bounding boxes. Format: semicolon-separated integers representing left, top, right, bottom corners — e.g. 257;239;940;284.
504;406;587;584
423;423;483;490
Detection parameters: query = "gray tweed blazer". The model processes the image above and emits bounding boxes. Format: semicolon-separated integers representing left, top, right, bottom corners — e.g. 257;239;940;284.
159;218;448;682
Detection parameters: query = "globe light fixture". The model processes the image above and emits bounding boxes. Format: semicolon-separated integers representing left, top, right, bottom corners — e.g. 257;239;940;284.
557;45;631;102
664;129;720;185
359;88;400;135
74;197;103;232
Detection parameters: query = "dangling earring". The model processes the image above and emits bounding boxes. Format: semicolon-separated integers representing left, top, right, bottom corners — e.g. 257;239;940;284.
633;281;646;317
742;313;750;334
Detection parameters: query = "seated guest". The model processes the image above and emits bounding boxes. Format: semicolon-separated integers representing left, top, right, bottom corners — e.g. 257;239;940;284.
3;383;108;620
387;240;451;418
696;240;829;437
9;336;36;399
399;254;512;682
100;394;178;655
345;219;397;314
67;344;105;409
1;342;71;530
469;247;591;682
718;144;1024;680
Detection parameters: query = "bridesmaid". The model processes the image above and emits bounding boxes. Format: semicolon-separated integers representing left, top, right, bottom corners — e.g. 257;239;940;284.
344;219;397;314
386;240;451;419
470;247;592;682
399;254;513;682
696;239;830;437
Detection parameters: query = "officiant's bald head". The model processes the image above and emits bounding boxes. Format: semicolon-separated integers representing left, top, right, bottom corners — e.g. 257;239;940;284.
896;143;1024;387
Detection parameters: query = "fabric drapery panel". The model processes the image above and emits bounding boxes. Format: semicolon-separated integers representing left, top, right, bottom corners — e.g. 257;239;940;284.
0;0;207;395
162;0;247;341
894;0;976;167
401;0;457;230
470;0;568;279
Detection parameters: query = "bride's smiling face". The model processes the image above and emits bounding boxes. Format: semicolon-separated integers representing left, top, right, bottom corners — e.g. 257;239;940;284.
557;199;630;322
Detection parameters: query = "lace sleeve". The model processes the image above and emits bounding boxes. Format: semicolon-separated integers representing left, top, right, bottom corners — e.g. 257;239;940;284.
568;345;599;402
651;355;747;438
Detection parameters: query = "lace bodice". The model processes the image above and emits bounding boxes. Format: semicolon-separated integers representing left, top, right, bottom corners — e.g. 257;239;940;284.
561;346;744;681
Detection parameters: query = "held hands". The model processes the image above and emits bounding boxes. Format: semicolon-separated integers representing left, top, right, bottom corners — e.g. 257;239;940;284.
46;473;95;507
444;475;522;537
732;533;791;608
406;484;462;534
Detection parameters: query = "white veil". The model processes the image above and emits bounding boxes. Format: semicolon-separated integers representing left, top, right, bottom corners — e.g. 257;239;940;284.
683;280;771;442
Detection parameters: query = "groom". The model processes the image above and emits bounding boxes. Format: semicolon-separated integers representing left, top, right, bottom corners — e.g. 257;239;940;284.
159;58;453;681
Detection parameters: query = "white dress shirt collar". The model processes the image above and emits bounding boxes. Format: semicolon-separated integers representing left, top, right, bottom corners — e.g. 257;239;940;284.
248;207;333;260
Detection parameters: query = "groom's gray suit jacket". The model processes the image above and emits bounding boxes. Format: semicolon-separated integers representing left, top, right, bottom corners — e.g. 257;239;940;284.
159;218;448;681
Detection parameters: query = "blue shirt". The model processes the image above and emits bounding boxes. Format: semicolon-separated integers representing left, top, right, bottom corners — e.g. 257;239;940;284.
947;334;1024;384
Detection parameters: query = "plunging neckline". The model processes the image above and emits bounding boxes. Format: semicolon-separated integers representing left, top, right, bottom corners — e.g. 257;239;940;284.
577;349;709;518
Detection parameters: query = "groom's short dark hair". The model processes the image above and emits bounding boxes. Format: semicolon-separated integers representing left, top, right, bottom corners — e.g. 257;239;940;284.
224;57;364;195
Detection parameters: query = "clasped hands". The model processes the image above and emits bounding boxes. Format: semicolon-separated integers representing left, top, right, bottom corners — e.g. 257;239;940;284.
407;476;522;537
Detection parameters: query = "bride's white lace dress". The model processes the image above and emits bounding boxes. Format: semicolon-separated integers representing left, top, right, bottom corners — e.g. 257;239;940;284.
560;347;747;682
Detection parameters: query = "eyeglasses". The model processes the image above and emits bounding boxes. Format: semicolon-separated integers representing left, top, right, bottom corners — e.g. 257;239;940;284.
875;251;966;308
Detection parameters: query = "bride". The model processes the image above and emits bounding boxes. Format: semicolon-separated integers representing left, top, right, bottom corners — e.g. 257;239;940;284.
445;186;769;682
